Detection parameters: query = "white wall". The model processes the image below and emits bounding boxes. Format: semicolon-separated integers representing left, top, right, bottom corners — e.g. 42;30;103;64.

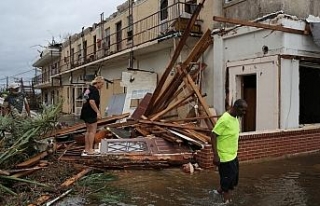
280;58;300;129
213;17;320;130
227;56;279;130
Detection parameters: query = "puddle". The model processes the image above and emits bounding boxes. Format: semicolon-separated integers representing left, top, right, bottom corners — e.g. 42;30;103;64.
55;152;320;206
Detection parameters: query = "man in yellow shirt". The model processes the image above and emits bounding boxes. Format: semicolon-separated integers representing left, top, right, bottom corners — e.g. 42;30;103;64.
210;99;248;203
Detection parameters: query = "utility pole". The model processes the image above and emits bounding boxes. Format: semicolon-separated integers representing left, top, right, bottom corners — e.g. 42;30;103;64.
6;76;8;89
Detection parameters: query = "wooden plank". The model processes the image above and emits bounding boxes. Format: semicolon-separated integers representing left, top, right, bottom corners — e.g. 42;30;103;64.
8;166;45;175
11;169;41;178
57;142;77;161
131;93;153;120
138;119;210;132
150;92;194;121
16;151;48;168
162;115;220;123
51;113;130;137
145;0;206;116
150;29;213;114
212;16;306;35
135;127;150;136
184;129;211;143
107;120;138;128
169;127;208;144
168;129;204;148
27;195;51;206
176;63;216;128
0;169;10;176
60;168;92;188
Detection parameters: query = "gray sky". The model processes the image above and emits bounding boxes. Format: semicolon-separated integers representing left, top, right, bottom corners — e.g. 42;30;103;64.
0;0;125;87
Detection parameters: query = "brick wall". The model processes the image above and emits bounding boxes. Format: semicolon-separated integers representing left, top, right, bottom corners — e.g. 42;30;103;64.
196;128;320;169
238;128;320;162
195;144;215;169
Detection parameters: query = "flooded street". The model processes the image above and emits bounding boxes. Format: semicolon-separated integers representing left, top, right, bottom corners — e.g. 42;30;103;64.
58;151;320;206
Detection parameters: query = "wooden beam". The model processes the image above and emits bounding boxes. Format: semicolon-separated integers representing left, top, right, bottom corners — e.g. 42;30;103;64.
162;115;220;123
138;119;210;132
213;16;307;35
145;0;206;115
176;64;215;128
60;168;92;188
16;151;48;168
150;29;213;114
150;92;195;121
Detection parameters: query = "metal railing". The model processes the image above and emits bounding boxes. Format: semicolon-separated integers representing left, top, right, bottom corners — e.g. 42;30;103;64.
35;1;201;85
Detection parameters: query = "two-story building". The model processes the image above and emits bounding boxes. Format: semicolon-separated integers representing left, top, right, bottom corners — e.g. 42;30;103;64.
32;0;320;163
33;0;214;116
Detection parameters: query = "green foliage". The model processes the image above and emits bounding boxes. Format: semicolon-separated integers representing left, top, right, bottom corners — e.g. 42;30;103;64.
76;173;127;204
0;100;62;195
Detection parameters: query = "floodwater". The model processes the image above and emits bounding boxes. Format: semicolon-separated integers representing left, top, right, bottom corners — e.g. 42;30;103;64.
58;152;320;206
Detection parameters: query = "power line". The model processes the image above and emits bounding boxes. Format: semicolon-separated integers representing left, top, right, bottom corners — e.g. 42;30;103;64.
0;68;35;81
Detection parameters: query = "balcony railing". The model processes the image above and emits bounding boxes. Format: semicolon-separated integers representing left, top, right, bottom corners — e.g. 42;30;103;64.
58;1;202;74
33;1;202;89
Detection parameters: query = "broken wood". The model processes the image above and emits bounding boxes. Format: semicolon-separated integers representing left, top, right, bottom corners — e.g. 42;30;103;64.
51;113;130;137
150;91;195;121
0;169;10;176
177;62;215;128
149;29;213;115
145;0;206;115
135;127;150;136
161;115;220;123
138;120;210;132
16;151;48;168
8;166;46;175
57;142;77;161
27;195;51;206
60;167;92;188
212;16;307;35
45;189;73;206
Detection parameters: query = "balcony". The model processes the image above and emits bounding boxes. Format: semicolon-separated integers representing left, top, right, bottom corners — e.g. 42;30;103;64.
33;46;61;67
57;1;202;74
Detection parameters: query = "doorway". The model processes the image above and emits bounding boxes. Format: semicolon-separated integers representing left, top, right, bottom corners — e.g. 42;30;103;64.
241;75;256;132
299;66;320;124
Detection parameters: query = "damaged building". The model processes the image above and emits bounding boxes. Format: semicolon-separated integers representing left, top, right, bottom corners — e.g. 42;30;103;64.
32;0;320;169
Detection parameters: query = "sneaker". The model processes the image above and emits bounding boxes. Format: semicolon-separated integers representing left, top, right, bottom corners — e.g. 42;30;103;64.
212;189;223;195
210;188;223;195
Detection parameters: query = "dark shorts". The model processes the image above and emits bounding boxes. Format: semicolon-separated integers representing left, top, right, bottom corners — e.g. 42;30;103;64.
218;157;239;192
82;116;97;124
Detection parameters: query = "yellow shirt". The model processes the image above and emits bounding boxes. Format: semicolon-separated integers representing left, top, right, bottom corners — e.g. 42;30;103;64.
212;112;240;162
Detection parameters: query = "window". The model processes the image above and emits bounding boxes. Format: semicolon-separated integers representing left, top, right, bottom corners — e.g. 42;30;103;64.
160;0;168;21
104;28;111;50
127;15;133;41
185;0;197;14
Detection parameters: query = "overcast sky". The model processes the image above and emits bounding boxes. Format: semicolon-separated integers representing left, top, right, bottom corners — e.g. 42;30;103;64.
0;0;125;87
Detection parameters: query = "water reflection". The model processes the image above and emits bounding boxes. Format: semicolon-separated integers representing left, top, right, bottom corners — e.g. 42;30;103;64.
59;152;320;206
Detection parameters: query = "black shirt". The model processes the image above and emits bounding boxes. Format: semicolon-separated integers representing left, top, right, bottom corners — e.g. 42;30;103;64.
80;85;100;120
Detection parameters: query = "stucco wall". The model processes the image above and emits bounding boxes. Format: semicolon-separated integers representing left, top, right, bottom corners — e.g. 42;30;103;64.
223;0;320;20
213;17;320;130
279;58;299;129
